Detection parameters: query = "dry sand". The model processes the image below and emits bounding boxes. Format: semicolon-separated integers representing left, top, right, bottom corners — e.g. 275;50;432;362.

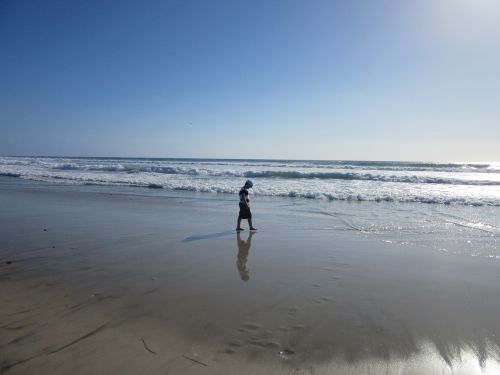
1;181;500;374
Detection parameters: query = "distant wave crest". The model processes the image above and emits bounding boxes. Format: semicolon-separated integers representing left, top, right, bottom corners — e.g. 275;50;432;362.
46;164;500;186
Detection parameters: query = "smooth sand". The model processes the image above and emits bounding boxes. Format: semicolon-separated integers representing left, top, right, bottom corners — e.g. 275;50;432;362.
1;180;500;374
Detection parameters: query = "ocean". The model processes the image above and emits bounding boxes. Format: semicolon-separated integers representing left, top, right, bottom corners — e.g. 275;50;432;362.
1;156;499;205
1;156;499;258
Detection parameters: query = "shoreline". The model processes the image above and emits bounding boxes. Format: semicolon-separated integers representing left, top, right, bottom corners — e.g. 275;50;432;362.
1;180;500;374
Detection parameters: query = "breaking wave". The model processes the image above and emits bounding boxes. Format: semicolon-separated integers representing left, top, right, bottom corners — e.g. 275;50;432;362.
241;171;500;186
43;163;500;186
1;156;499;206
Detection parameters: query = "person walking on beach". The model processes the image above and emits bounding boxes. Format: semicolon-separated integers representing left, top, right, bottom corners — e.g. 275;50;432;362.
236;179;256;231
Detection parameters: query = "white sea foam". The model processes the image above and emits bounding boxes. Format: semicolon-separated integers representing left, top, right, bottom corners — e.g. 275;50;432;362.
1;156;500;206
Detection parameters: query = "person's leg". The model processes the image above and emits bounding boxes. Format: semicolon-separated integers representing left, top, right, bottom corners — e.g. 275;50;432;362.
236;216;243;230
248;218;256;230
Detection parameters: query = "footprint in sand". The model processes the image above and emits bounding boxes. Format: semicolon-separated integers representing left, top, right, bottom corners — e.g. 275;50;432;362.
279;348;296;359
227;339;243;347
287;306;300;315
225;339;244;354
316;296;331;304
225;339;242;353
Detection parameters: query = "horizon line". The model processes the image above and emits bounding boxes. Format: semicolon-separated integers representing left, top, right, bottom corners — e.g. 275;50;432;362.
1;154;498;165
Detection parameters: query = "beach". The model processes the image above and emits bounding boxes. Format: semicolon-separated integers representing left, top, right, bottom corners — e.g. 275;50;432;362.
1;176;500;374
3;0;500;371
2;0;499;371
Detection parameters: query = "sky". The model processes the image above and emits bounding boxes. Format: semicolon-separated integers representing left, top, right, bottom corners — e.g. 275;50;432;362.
0;0;499;161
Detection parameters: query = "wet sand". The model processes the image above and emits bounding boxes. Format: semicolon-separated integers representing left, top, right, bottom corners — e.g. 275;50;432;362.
1;180;500;374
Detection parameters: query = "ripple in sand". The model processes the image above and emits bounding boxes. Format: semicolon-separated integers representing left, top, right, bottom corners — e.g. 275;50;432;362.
316;296;331;304
242;322;261;330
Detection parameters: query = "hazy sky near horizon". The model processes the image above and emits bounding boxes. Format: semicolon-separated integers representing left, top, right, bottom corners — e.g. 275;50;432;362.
1;0;499;161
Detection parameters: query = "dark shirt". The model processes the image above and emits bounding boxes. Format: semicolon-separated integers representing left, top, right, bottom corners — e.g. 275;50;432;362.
239;187;249;205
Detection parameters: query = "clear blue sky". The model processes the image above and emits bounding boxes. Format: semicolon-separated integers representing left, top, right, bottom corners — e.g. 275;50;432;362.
1;0;499;161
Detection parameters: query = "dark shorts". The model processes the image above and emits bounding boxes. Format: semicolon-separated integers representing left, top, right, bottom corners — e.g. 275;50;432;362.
238;203;252;219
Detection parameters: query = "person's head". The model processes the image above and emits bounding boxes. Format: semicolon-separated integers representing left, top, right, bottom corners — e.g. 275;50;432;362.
245;179;253;189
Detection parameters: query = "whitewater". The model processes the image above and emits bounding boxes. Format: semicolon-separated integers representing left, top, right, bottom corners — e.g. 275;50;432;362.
1;156;500;206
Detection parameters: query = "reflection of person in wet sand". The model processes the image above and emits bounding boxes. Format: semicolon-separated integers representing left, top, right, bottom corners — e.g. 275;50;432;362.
236;231;254;281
